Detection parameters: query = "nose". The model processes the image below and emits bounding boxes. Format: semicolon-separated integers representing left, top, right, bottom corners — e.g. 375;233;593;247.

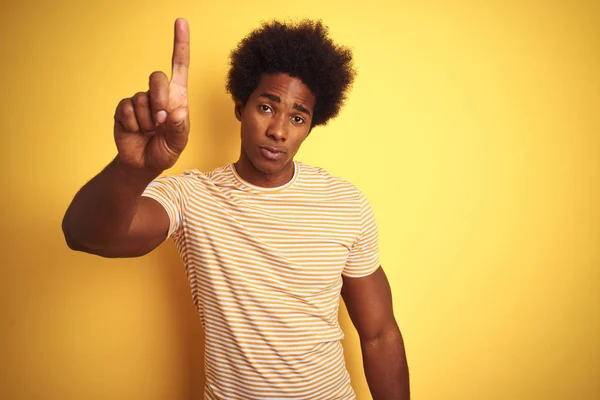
266;115;287;142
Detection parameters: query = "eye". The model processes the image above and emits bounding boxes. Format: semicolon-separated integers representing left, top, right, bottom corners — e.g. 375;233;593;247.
291;116;305;124
259;104;272;113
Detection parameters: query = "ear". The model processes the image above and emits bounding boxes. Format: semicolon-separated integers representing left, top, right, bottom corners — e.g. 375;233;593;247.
234;102;243;121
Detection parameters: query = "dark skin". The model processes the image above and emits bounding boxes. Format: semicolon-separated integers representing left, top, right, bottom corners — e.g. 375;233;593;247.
342;267;410;399
235;73;410;399
62;18;409;398
62;18;190;257
233;73;315;188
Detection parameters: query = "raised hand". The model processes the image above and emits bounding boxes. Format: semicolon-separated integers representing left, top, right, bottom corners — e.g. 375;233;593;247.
114;18;190;173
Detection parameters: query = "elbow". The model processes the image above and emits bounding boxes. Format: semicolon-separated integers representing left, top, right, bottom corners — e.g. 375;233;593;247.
361;323;403;347
62;212;94;253
62;214;82;252
61;217;143;259
61;223;107;257
64;234;84;252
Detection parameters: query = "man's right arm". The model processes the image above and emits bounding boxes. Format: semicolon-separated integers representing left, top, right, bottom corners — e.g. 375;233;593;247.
62;18;191;258
61;157;170;258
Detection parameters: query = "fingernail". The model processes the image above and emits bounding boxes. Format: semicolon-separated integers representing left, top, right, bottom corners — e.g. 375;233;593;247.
156;110;167;124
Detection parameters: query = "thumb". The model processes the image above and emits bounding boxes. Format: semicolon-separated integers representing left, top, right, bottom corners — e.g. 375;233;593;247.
163;108;189;154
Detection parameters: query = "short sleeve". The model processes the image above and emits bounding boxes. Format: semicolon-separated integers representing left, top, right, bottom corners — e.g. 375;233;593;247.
343;191;380;278
141;175;187;239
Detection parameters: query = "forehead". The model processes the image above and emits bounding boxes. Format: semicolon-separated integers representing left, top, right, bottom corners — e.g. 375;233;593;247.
251;73;316;110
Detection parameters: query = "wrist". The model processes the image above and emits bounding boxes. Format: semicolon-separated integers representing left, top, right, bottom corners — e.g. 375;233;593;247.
112;156;161;190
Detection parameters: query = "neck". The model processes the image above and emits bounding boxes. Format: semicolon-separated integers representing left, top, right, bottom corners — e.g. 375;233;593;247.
234;157;295;188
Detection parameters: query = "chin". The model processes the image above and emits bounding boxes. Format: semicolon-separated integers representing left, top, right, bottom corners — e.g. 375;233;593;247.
251;156;289;176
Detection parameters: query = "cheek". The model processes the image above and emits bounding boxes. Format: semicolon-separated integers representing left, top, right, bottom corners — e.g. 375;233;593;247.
290;132;309;152
243;114;266;137
240;118;257;140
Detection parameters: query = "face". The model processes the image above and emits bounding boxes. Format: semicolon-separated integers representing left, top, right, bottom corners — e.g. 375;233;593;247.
234;73;316;188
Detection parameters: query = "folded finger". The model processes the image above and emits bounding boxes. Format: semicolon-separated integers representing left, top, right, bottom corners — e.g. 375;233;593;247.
149;71;169;123
114;98;140;133
132;91;154;132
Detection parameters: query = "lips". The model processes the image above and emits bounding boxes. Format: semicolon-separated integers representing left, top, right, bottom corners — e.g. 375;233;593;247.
259;146;286;161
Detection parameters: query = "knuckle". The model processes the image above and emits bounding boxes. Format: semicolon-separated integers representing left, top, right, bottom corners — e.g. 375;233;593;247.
121;100;135;118
114;99;125;119
132;92;148;106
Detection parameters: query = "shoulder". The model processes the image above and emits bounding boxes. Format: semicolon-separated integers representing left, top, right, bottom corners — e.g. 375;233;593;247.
296;162;365;201
154;164;232;189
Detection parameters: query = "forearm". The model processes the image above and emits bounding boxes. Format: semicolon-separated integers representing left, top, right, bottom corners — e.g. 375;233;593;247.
62;156;159;250
361;326;410;400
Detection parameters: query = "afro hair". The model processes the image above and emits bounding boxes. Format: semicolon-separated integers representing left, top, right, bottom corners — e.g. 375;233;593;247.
226;19;356;128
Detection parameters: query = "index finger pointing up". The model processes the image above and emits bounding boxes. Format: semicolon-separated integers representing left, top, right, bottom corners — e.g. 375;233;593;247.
171;18;190;87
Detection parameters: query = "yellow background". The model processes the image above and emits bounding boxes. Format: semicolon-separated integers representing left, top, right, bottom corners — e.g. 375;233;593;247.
1;0;598;399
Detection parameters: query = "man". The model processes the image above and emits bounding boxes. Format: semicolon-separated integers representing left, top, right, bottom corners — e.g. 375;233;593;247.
62;18;409;400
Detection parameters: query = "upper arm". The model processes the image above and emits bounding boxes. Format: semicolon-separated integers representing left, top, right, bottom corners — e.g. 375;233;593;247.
102;174;188;258
343;191;380;278
341;266;399;341
86;196;170;258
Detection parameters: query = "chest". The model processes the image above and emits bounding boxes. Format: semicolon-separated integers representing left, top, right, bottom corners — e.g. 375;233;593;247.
181;190;360;292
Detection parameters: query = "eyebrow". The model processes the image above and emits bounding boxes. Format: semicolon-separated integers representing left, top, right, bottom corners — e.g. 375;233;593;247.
259;93;312;116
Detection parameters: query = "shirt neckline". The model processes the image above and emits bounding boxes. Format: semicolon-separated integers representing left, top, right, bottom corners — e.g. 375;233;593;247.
229;161;300;192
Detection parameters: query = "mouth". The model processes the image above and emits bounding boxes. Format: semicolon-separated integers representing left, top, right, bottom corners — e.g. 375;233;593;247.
259;146;286;161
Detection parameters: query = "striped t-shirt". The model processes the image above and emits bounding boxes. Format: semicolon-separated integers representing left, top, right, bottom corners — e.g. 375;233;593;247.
142;161;380;400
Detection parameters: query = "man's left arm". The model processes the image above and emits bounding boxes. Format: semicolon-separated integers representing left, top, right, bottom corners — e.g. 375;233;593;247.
341;265;409;400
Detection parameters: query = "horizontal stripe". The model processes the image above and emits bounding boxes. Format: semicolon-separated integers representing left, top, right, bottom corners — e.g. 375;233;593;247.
142;161;379;399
